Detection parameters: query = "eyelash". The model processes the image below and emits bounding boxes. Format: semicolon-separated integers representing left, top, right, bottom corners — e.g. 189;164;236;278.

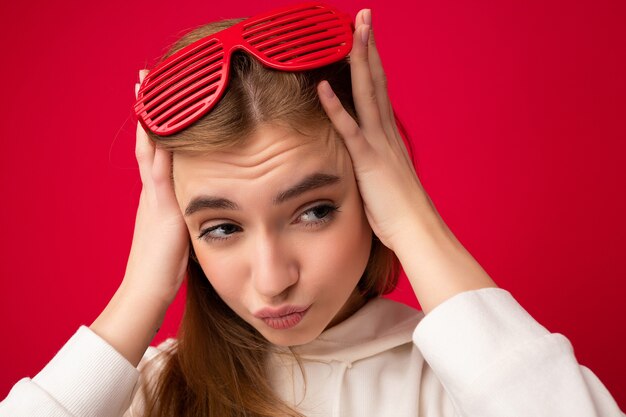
197;203;341;243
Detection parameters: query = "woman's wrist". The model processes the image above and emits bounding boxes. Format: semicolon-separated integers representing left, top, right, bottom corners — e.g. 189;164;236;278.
89;279;170;368
390;207;498;315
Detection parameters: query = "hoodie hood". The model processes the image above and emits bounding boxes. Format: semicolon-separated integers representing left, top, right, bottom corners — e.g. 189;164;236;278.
265;297;424;416
274;297;424;364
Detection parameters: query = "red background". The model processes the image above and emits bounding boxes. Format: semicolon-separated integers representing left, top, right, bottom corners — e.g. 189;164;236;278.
1;0;624;408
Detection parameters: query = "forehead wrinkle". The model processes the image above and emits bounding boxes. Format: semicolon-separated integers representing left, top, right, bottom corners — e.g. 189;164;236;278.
222;142;308;171
173;124;348;198
185;131;325;173
173;122;339;167
204;130;339;176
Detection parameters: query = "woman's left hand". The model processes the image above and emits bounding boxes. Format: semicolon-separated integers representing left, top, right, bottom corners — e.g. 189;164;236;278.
318;9;498;313
317;9;443;252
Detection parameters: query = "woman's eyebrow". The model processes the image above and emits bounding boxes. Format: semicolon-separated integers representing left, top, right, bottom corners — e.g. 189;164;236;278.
273;172;341;205
184;172;341;217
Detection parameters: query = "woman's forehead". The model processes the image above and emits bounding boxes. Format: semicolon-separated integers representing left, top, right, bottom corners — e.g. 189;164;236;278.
172;124;350;194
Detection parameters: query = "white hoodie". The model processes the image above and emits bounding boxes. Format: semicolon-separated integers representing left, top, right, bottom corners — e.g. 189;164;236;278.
1;287;624;416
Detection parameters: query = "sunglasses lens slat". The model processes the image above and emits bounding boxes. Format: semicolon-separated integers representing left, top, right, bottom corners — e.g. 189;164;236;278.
138;43;228;135
241;4;351;69
149;85;219;135
143;54;223;119
163;100;208;131
260;28;346;63
243;6;327;38
141;45;223;114
249;17;341;52
146;39;221;97
151;71;223;128
288;47;339;64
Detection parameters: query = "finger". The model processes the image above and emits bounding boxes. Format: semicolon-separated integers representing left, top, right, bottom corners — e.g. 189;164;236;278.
349;21;384;138
152;145;178;209
317;80;376;171
356;10;407;157
361;11;395;136
135;69;156;194
366;29;409;157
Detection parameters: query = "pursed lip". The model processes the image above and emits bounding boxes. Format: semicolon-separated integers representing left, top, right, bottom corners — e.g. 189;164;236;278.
253;304;310;319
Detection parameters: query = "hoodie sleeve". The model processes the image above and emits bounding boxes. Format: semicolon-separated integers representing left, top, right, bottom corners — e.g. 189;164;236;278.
412;287;625;417
0;325;151;417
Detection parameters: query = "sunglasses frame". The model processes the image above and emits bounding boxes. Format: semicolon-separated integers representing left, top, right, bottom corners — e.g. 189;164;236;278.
134;1;355;136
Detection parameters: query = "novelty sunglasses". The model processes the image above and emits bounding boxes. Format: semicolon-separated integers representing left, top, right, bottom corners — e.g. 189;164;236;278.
133;1;355;136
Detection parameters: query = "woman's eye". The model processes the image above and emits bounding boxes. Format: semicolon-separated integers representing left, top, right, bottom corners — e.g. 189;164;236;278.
297;203;340;227
198;223;241;242
197;203;340;243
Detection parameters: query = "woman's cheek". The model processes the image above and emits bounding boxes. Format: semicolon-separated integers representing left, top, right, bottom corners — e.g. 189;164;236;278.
317;207;372;293
196;247;245;302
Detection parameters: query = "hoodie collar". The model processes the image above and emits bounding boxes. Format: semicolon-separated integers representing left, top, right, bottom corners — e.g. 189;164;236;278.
275;297;423;364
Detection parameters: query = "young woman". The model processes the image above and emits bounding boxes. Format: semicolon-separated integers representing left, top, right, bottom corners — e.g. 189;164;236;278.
1;2;624;417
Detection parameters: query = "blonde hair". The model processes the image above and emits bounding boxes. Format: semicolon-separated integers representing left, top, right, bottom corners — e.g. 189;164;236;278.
138;16;410;417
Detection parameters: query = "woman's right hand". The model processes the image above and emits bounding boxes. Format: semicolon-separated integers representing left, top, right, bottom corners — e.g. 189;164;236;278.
122;69;191;308
89;70;190;367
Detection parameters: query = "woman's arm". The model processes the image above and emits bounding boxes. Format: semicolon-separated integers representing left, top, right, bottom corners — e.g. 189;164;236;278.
317;8;497;315
0;315;169;417
89;279;169;368
317;8;625;415
90;67;190;369
389;200;499;314
0;325;143;417
413;287;626;416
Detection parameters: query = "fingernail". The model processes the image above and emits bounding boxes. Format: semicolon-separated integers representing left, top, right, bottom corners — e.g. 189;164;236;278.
363;9;372;27
360;25;370;45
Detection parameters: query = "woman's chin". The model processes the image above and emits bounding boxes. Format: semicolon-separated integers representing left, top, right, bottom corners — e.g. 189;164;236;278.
257;322;324;347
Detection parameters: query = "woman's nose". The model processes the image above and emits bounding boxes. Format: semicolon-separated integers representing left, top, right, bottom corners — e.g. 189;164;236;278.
250;233;299;300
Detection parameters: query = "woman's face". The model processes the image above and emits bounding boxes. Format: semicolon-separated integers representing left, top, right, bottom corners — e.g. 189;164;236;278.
172;123;373;346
